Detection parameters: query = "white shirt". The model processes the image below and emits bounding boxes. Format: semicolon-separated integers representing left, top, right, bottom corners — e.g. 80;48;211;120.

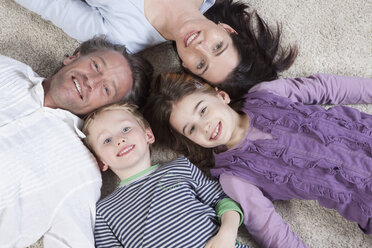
14;0;216;54
0;55;101;248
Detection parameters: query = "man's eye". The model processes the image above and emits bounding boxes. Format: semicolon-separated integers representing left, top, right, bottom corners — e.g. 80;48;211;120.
103;138;111;144
214;42;223;51
197;60;205;70
93;61;99;71
122;127;131;133
104;86;109;95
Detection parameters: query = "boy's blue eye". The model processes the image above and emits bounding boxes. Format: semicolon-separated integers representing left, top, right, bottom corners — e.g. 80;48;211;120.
122;127;131;133
103;138;111;144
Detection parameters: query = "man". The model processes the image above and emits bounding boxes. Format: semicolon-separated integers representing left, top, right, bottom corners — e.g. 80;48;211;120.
0;37;152;247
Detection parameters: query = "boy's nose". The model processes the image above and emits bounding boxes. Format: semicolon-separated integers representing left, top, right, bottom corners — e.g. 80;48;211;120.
117;139;125;146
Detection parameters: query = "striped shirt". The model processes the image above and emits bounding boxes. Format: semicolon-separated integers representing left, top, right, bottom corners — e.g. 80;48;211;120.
95;156;248;248
0;55;101;247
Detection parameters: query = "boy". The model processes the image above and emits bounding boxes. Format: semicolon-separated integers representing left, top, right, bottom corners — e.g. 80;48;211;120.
82;103;248;248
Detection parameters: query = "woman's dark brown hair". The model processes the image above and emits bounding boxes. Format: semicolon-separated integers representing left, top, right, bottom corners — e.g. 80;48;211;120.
204;0;297;99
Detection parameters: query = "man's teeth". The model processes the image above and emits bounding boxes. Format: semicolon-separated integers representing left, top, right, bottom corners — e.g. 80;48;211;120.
186;32;198;47
119;146;134;156
211;124;220;139
73;78;82;97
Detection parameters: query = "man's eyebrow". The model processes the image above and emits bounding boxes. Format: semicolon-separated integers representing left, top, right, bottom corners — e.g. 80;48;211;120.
97;56;107;66
198;44;229;76
182;100;203;134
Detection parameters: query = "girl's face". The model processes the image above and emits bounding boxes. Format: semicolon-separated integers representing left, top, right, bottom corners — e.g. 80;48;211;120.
170;91;239;148
175;20;239;84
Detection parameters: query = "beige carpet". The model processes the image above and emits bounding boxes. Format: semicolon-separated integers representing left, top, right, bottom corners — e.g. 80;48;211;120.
1;0;371;247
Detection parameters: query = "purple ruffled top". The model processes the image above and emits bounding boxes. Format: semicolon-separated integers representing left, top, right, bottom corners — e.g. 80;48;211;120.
211;90;372;233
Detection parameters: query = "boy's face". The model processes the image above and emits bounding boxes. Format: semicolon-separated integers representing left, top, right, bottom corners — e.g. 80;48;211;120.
88;109;154;175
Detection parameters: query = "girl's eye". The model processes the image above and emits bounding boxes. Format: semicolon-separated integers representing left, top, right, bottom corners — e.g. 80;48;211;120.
214;42;223;51
200;107;207;115
122;127;131;133
189;126;195;135
197;60;205;70
103;138;111;144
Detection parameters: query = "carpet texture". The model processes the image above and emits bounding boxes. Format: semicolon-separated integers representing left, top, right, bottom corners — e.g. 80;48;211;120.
1;0;371;247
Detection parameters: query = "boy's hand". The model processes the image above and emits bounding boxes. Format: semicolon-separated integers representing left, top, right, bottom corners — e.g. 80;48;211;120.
204;210;240;248
203;227;236;248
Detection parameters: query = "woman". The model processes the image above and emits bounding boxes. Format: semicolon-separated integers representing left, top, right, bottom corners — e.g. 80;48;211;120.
15;0;296;96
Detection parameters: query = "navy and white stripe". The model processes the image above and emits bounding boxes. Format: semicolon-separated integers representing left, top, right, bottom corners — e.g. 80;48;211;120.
94;156;248;248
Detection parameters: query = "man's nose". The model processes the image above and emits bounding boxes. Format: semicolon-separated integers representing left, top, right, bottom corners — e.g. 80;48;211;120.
86;72;103;89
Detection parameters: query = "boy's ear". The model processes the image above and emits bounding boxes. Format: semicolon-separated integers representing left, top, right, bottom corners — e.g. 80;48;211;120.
63;52;81;65
97;159;109;172
217;90;231;104
145;128;155;144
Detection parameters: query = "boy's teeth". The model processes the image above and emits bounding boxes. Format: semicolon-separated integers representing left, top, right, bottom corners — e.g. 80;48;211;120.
119;145;134;155
73;78;82;97
186;32;198;47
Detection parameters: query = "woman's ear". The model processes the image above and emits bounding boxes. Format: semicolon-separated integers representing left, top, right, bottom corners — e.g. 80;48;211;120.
218;23;238;35
145;128;155;145
63;52;81;65
182;61;188;69
217;90;231;104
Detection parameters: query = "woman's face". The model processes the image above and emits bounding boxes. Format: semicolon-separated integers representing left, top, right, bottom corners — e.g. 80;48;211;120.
175;20;239;84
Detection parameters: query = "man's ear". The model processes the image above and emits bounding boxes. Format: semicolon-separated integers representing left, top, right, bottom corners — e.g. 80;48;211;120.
217;90;231;104
218;23;238;35
145;128;155;145
63;52;81;65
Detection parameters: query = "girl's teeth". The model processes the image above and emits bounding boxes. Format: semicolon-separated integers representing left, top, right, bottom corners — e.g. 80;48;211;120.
211;124;220;139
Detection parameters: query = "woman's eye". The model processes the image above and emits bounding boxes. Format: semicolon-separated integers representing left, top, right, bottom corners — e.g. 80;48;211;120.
201;107;207;115
197;60;205;70
122;127;131;133
214;42;223;51
103;138;111;144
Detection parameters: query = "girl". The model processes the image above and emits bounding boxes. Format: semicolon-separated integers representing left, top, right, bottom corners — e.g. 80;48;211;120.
14;0;296;97
144;72;372;244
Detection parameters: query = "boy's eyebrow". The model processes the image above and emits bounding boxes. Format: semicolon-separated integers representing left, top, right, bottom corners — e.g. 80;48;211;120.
182;100;203;134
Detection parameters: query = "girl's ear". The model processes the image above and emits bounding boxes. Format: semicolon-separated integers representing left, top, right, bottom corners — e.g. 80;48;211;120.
63;52;81;65
145;128;155;145
217;90;231;104
218;23;238;35
181;61;188;69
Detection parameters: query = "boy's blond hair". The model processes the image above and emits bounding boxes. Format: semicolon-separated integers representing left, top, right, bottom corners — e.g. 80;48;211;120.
82;103;150;154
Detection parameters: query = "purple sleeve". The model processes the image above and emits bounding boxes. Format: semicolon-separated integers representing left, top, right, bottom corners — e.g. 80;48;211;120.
219;174;308;248
249;74;372;105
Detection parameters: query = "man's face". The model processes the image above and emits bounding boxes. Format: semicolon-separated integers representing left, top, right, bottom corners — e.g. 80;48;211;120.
44;50;133;115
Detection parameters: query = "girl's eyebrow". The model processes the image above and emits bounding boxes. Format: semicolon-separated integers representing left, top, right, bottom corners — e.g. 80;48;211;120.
182;100;204;134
